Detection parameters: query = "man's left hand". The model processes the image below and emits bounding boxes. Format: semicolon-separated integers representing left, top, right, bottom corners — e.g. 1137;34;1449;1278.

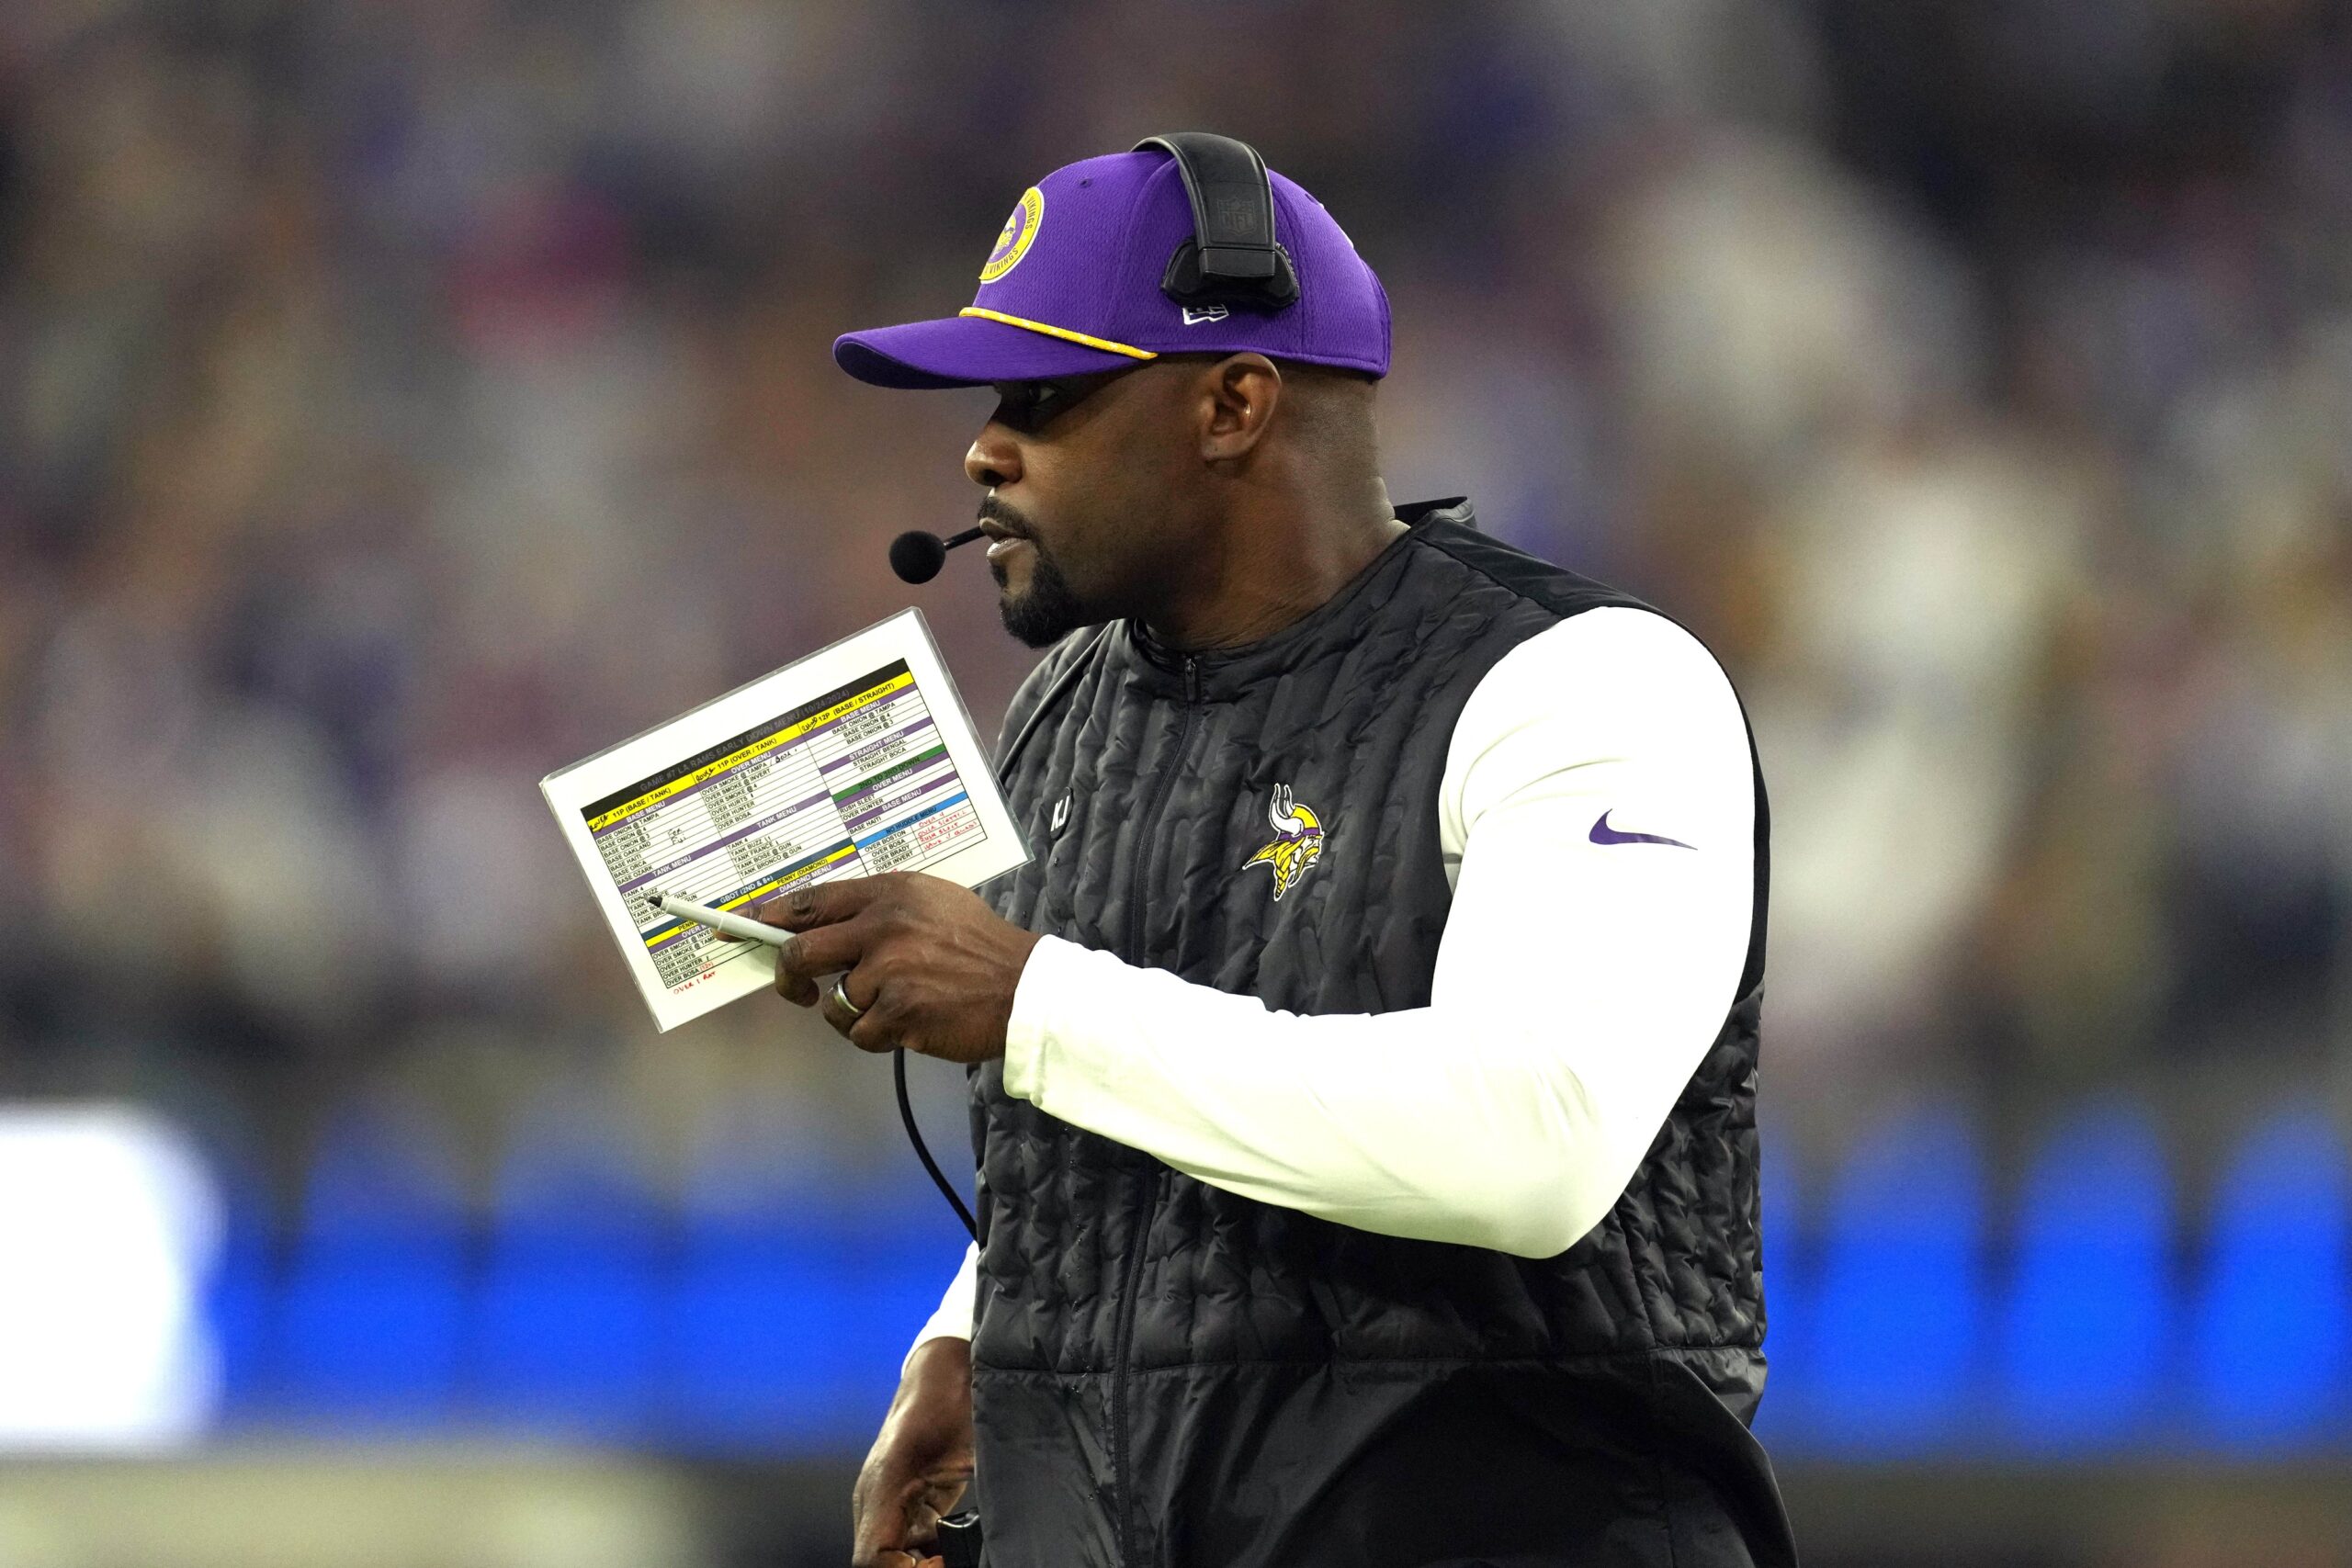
753;874;1041;1063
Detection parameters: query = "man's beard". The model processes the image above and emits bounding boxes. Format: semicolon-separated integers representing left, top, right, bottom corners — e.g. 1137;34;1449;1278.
994;544;1091;648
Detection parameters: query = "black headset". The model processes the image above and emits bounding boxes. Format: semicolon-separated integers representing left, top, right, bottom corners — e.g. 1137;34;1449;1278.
1133;132;1301;310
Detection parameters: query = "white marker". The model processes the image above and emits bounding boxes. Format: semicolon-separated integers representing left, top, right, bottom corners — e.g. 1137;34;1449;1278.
643;888;795;948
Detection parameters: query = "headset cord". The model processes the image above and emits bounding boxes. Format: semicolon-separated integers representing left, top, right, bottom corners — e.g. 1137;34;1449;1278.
896;1047;978;1241
895;634;1107;1248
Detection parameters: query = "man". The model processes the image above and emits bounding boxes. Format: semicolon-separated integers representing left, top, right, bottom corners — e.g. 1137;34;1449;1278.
764;137;1794;1567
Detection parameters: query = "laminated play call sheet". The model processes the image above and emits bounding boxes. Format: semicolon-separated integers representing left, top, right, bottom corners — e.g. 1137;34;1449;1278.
543;610;1028;1031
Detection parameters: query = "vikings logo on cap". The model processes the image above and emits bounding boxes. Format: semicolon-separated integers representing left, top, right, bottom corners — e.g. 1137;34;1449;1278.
979;186;1046;283
1242;784;1325;902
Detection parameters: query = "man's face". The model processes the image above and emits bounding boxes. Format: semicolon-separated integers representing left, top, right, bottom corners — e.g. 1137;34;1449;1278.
965;362;1199;648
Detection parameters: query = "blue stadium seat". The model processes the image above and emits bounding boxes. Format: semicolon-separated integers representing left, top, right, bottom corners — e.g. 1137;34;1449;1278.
473;1106;663;1433
1804;1105;1986;1452
667;1112;868;1448
194;1132;277;1414
2192;1107;2350;1449
1998;1100;2172;1448
273;1105;467;1419
669;1105;980;1449
661;1069;990;1450
844;1167;982;1407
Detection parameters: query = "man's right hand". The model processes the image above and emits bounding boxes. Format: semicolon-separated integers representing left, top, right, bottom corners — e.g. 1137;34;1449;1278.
852;1336;975;1568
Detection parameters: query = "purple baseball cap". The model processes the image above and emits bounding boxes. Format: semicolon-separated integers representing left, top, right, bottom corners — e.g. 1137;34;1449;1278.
833;147;1391;389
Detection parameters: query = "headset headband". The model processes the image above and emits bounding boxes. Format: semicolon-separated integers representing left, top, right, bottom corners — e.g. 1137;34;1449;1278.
1133;132;1302;311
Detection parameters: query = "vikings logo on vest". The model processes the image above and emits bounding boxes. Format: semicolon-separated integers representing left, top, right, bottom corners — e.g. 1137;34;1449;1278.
978;186;1046;283
1243;784;1325;902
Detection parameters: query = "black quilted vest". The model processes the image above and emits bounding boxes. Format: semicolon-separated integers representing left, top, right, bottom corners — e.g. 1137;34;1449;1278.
969;500;1795;1568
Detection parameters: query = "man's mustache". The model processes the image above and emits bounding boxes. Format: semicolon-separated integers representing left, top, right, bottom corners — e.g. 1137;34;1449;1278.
978;494;1035;539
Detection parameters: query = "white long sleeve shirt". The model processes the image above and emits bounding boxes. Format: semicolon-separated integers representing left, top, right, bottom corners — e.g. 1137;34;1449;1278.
908;605;1758;1359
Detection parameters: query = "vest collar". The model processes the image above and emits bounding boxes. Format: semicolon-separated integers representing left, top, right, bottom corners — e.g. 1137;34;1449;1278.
1117;497;1476;699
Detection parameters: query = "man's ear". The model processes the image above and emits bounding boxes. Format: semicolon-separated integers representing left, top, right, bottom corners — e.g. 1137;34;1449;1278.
1197;354;1283;464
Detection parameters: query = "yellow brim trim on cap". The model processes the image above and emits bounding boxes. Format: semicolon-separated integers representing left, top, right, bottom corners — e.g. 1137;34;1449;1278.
957;307;1159;361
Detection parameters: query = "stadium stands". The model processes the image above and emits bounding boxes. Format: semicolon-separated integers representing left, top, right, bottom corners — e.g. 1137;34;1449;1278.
220;1092;2352;1456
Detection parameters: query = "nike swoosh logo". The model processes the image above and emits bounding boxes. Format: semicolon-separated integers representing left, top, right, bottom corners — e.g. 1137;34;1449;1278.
1589;809;1695;850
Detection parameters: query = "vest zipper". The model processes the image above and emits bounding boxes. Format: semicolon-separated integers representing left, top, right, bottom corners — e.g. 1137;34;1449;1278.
1110;654;1198;1567
1121;655;1202;961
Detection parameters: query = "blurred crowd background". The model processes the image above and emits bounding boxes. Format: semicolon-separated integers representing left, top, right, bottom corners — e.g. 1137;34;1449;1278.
3;0;2350;1564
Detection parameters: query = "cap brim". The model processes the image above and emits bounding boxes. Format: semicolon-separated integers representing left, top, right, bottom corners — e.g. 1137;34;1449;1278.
833;315;1148;389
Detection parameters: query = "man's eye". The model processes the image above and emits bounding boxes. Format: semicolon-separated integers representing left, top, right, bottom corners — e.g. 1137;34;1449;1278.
996;379;1085;429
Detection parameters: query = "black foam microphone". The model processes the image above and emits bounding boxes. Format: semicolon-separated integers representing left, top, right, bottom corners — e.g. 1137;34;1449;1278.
889;525;986;584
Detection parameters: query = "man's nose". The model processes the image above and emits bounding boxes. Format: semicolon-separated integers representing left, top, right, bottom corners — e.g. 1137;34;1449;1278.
966;426;1022;490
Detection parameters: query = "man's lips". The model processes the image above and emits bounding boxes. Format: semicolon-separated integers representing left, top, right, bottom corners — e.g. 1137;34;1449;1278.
978;508;1034;562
